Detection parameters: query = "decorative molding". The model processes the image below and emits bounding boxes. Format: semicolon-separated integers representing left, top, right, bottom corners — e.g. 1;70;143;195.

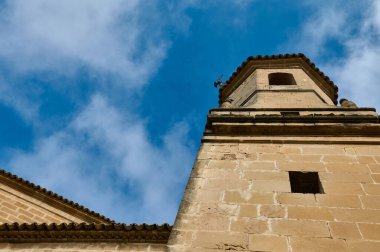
210;107;376;112
206;114;380;136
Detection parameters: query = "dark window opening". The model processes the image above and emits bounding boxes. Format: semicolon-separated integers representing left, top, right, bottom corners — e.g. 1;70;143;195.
288;171;323;194
281;111;300;116
269;73;296;85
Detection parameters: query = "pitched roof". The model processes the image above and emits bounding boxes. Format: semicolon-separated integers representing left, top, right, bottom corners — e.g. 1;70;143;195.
0;223;171;243
0;169;114;223
219;53;339;104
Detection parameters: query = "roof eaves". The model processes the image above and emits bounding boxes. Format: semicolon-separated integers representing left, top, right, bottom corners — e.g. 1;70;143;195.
0;223;172;243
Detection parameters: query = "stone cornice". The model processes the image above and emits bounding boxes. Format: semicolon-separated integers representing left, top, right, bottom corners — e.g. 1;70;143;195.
210;107;377;112
206;114;380;136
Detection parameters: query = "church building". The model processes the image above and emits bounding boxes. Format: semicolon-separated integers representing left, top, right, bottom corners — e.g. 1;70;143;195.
1;54;380;251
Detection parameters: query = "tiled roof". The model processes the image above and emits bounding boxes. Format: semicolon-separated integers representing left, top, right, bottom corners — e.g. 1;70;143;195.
0;223;172;243
0;169;114;223
220;53;339;104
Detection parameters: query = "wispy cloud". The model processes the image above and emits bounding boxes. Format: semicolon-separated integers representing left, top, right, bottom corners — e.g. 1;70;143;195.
0;0;171;121
9;94;194;223
0;0;197;223
0;0;167;86
286;0;380;109
0;0;259;224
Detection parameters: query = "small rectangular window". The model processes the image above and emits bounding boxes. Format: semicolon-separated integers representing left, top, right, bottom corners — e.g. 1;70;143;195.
288;171;323;194
269;73;296;85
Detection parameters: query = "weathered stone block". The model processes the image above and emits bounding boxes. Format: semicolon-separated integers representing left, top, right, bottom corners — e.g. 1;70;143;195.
260;205;285;218
287;154;321;162
259;153;288;161
208;160;237;169
287;206;333;221
321;182;364;195
239;161;275;171
244;171;289;181
196;214;230;231
199;202;238;216
362;184;380;195
371;174;380;183
230;218;268;234
374;156;380;163
203;179;249;191
302;146;345;155
243;144;280;154
239;205;258;218
325;163;369;173
319;172;372;183
279;146;301;154
355;146;380;155
330;208;380;223
316;194;361;208
197;190;222;202
358;223;380;240
290;237;348;252
249;235;288;252
322;155;357;163
271;220;330;237
192;232;248;250
360;195;380;209
329;221;362;239
276;193;317;205
369;164;380;173
357;156;377;164
252;180;291;193
277;161;325;171
347;240;380;252
224;191;274;204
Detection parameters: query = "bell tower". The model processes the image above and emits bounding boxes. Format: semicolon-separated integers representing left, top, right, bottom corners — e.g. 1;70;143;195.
168;54;380;251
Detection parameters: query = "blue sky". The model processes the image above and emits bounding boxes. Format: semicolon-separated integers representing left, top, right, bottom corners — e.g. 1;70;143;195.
0;0;379;224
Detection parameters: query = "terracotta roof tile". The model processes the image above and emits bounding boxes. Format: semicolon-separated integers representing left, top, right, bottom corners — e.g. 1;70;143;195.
0;223;172;243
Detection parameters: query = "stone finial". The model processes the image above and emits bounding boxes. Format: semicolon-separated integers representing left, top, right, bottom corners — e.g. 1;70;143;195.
221;98;233;108
340;98;358;108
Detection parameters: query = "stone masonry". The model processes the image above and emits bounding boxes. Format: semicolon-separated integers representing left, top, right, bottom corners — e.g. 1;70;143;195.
0;183;84;223
168;142;380;251
168;54;380;251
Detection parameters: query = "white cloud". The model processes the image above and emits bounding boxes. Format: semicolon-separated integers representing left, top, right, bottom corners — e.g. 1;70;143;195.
287;0;380;109
0;0;258;224
293;8;347;57
0;0;199;223
0;0;167;86
9;94;194;223
0;0;172;121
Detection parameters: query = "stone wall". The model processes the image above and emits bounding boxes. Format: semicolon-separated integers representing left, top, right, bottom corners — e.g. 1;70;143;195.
0;183;84;223
168;141;380;251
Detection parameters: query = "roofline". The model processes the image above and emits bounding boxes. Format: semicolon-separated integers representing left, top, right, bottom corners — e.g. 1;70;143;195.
219;53;339;105
0;223;171;243
0;169;114;224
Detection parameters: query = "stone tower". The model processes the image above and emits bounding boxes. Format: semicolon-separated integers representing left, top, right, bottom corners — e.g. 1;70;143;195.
168;54;380;251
